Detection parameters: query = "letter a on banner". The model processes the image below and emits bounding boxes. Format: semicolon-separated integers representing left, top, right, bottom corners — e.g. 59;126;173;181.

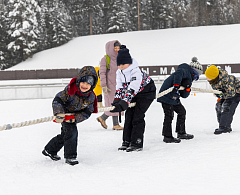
170;67;175;74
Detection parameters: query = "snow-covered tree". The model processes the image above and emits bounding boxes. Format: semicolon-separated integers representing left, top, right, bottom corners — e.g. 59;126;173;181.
107;0;127;33
7;0;40;62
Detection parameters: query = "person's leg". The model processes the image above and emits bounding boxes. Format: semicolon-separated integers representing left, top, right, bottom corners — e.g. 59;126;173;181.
161;103;174;137
44;126;65;156
174;104;193;139
215;94;240;134
161;103;181;143
112;116;124;130
97;113;109;129
61;122;78;159
126;98;153;151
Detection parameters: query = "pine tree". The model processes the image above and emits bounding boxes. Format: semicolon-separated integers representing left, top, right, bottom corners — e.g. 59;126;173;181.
7;0;40;62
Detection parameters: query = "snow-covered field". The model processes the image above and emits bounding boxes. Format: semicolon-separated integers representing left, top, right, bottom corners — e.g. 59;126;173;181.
1;24;240;194
1;93;240;195
9;24;240;70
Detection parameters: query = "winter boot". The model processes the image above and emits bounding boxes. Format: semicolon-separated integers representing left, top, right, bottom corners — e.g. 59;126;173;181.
214;127;232;135
113;124;124;130
65;158;79;166
42;149;61;161
97;116;107;129
126;146;143;152
177;133;194;140
163;136;181;143
118;141;130;151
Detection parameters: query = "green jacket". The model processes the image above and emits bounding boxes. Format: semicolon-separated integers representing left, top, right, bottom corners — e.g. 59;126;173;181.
211;69;240;99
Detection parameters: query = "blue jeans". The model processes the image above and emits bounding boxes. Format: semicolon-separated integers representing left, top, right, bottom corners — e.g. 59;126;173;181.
45;122;78;159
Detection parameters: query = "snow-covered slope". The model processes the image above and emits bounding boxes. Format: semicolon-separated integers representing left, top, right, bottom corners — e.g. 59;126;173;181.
9;24;240;70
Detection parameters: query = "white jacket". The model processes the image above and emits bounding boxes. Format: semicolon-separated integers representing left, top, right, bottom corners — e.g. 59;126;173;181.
115;58;151;103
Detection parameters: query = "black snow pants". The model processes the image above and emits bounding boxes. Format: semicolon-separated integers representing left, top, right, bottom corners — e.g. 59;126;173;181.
216;93;240;129
161;102;186;137
44;122;78;159
123;98;154;148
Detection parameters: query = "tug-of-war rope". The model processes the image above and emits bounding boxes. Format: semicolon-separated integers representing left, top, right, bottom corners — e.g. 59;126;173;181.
0;87;221;131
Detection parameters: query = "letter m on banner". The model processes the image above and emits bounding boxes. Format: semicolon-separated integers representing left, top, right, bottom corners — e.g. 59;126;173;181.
160;67;167;74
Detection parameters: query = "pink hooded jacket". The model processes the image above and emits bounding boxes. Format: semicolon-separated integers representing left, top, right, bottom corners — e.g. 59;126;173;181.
99;40;121;116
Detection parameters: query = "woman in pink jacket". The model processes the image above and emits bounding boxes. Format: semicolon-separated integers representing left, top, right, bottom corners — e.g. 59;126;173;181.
97;40;124;130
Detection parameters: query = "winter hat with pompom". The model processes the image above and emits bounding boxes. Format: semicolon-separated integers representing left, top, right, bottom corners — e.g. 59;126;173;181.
189;57;203;75
117;45;132;66
205;65;219;80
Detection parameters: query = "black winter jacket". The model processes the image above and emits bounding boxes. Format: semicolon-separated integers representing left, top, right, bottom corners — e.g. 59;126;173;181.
157;63;195;105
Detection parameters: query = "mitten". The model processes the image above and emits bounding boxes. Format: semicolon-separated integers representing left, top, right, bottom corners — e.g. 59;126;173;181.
181;79;191;92
172;84;180;94
110;100;129;113
54;113;65;123
64;115;75;123
112;98;121;106
102;86;111;95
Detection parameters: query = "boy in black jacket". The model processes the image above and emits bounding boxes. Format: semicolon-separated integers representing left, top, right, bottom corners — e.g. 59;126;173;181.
110;45;156;152
157;57;203;143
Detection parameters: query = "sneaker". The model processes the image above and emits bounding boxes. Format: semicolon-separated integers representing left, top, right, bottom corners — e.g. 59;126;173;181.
118;141;130;151
177;133;194;139
97;117;107;129
65;158;79;166
113;125;124;130
42;149;61;161
163;136;181;143
214;127;232;135
126;146;143;152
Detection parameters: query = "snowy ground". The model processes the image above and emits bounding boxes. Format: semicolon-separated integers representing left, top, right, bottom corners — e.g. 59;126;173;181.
1;92;240;195
9;24;240;70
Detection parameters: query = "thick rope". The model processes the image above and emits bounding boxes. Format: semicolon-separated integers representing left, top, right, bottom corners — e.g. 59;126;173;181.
0;86;222;131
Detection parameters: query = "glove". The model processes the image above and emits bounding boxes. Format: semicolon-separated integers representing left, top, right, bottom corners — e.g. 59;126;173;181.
181;79;191;92
102;86;111;95
172;84;180;94
64;115;75;123
110;100;129;113
53;113;66;123
112;98;121;106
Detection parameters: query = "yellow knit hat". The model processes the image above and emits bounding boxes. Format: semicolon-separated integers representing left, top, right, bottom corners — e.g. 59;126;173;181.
205;65;219;79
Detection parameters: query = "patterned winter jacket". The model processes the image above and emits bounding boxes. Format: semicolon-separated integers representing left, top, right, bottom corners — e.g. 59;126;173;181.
52;66;98;123
210;69;240;99
115;58;156;103
157;63;195;105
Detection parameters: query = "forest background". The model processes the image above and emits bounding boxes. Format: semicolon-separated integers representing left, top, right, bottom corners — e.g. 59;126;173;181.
0;0;239;70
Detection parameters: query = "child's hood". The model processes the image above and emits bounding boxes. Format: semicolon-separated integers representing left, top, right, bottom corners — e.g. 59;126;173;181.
76;66;98;90
218;69;228;80
105;40;121;59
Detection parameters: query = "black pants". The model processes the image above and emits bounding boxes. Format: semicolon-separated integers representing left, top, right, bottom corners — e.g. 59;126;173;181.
161;103;186;137
123;98;153;148
44;122;78;159
216;93;240;129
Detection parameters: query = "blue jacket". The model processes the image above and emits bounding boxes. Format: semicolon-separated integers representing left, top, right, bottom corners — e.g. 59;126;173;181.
157;63;194;105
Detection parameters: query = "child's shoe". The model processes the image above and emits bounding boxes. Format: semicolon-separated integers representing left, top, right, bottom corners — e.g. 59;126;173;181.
42;149;61;161
126;146;143;152
163;136;181;143
97;117;107;129
118;141;130;151
214;127;232;134
65;158;79;166
177;133;194;139
113;125;124;130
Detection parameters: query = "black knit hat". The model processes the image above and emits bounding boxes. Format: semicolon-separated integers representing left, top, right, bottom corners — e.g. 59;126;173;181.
117;45;132;66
